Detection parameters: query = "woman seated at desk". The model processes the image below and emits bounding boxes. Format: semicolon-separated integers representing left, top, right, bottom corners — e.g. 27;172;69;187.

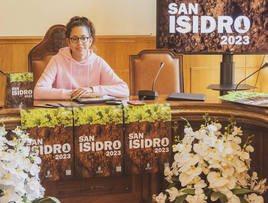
34;16;129;100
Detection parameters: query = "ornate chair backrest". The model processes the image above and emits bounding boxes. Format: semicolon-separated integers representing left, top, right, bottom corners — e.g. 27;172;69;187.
28;24;67;87
129;49;184;96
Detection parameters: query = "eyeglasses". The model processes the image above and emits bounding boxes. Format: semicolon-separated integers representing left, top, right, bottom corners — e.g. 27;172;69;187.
69;36;90;43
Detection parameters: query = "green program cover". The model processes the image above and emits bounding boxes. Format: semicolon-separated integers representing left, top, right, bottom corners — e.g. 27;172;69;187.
219;91;268;107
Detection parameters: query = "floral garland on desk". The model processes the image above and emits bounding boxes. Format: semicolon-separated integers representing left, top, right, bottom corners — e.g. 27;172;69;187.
0;125;59;203
153;117;267;203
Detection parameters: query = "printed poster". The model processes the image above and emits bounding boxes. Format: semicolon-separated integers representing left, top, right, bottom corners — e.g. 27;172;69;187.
124;104;172;174
73;105;124;177
5;72;33;108
20;108;73;181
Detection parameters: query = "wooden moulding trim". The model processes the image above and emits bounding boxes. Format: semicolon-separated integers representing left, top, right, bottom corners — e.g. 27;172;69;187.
171;105;268;127
96;36;156;43
0;36;43;44
0;35;156;44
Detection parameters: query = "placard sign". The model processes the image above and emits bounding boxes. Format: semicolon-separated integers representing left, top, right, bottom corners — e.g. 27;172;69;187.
157;0;268;53
73;106;124;177
5;72;33;108
124;104;172;174
20;108;73;181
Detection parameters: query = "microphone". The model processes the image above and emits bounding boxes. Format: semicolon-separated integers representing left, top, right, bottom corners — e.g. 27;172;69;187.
138;62;165;100
235;62;268;91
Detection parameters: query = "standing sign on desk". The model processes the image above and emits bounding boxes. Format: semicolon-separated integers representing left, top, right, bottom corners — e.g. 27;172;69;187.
20;108;74;181
1;71;34;108
73;105;124;177
124;104;172;174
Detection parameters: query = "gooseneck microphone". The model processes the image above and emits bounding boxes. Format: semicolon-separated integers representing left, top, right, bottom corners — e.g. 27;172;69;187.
235;62;268;91
152;62;165;91
138;62;165;100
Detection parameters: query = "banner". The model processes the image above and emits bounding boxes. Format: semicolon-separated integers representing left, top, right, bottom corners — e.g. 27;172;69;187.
20;108;73;181
124;104;172;174
157;0;268;54
73;106;124;177
5;72;33;108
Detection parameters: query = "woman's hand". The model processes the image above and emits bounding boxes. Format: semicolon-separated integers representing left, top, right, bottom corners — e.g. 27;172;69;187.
71;87;94;99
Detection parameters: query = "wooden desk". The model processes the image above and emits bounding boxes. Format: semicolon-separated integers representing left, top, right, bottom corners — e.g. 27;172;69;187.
0;96;267;203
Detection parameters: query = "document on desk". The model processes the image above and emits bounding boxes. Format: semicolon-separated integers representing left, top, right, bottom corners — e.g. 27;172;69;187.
219;91;268;108
74;95;117;104
167;92;206;101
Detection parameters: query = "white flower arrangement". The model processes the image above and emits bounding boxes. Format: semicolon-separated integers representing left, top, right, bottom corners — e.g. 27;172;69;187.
154;117;267;203
0;125;59;203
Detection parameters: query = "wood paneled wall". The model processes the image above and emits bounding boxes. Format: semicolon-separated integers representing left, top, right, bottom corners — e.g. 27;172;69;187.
185;54;266;98
0;36;266;106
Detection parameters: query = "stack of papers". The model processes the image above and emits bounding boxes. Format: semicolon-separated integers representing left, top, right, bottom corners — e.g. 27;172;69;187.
219;91;268;108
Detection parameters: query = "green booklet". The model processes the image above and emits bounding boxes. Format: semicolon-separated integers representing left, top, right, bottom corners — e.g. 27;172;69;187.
219;91;268;108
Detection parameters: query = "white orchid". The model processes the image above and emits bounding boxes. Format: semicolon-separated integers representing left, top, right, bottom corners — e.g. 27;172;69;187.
0;185;23;203
173;143;191;153
232;126;243;136
155;192;167;203
245;145;254;152
165;187;180;201
244;193;264;203
164;165;173;183
228;194;240;203
194;129;207;140
221;165;235;178
207;172;229;188
0;125;46;203
154;118;267;203
178;153;199;173
193;141;208;157
194;178;206;190
179;165;202;187
185;193;206;203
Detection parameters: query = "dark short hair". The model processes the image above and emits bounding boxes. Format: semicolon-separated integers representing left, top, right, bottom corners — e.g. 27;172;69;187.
66;16;96;45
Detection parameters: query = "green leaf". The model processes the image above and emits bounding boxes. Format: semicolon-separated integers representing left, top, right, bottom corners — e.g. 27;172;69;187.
211;192;228;203
175;194;187;203
38;196;61;203
168;183;176;189
181;188;195;195
171;176;180;182
232;188;252;195
239;197;249;203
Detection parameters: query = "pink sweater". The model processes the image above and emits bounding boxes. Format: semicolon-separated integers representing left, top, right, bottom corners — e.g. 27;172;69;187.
34;47;129;100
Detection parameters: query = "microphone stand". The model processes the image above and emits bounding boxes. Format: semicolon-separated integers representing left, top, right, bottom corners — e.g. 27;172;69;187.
138;62;165;100
152;62;165;92
207;54;256;95
235;63;268;91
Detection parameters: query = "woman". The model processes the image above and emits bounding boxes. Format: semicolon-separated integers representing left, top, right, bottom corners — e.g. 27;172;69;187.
34;16;129;100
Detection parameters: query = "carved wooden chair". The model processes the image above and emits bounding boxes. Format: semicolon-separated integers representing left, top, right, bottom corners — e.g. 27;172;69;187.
28;24;67;87
129;49;184;96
